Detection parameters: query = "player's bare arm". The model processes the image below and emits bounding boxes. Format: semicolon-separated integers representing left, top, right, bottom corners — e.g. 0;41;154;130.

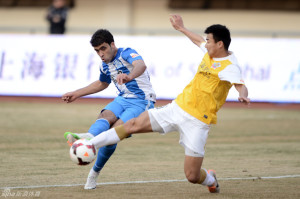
169;14;205;47
62;80;109;103
234;84;250;105
116;59;146;85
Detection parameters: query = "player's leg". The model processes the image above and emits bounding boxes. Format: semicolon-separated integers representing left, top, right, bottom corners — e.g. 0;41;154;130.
64;98;120;190
90;110;154;149
85;113;152;189
85;119;123;190
84;118;121;190
174;101;219;193
90;101;178;149
92;119;123;173
90;97;157;149
184;154;219;193
184;155;204;183
85;98;155;189
83;99;124;189
179;113;216;187
91;98;154;172
64;98;124;146
85;143;118;190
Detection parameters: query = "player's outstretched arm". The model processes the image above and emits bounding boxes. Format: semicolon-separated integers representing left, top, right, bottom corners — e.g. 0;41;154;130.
62;80;109;103
169;14;205;47
116;59;146;85
234;84;250;105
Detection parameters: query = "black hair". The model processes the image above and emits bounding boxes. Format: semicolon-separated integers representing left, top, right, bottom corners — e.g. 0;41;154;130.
90;29;114;47
204;24;231;51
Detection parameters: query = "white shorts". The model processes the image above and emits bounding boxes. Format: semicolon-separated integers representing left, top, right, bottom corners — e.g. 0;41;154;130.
148;101;211;157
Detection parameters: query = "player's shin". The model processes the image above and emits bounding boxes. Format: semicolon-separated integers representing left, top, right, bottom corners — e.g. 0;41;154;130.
93;144;117;172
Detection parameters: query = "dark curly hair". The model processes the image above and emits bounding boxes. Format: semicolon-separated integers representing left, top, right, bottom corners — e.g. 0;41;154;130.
90;29;114;47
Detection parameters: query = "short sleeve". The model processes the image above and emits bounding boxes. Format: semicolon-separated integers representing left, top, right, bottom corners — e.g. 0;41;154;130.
219;64;245;84
121;48;143;64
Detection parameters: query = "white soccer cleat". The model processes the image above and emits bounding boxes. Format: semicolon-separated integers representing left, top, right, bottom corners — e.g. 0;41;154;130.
84;169;99;190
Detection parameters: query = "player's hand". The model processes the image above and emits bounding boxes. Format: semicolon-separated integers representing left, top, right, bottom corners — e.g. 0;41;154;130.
170;14;185;31
238;96;251;106
116;73;132;85
62;92;77;103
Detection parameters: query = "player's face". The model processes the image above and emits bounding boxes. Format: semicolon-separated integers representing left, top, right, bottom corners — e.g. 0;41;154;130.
205;33;221;58
94;42;117;63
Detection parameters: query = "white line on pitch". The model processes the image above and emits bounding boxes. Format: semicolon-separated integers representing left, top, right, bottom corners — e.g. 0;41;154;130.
1;174;300;190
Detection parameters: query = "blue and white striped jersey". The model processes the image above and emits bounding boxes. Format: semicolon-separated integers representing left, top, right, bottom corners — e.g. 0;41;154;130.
99;47;156;102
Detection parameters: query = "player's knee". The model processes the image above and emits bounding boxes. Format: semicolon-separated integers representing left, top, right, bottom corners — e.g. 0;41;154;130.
128;118;140;134
98;110;117;124
125;118;139;134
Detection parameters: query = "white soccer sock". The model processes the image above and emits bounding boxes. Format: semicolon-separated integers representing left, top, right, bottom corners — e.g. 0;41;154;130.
89;168;99;176
201;169;216;186
90;128;121;149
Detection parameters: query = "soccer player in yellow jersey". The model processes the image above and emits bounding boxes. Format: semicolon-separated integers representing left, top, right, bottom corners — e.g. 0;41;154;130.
87;14;250;193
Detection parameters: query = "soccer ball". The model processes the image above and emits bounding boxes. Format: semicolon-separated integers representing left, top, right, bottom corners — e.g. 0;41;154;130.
69;139;97;166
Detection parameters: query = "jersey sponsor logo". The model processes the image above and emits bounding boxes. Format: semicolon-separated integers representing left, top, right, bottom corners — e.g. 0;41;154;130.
130;53;140;58
111;75;118;84
110;71;123;84
198;60;212;79
211;62;221;69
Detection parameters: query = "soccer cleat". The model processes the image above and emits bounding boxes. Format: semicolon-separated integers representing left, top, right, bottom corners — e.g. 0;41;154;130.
84;169;99;190
207;169;220;193
64;132;80;146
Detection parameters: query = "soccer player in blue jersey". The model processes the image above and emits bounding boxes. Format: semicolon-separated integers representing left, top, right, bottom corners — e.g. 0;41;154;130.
62;29;156;189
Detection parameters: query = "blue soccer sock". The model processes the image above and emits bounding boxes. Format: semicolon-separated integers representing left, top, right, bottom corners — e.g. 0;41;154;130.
88;119;110;137
93;144;117;172
89;118;117;173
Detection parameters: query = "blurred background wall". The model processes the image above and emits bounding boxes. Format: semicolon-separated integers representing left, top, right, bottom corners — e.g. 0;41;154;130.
0;0;300;37
1;0;300;102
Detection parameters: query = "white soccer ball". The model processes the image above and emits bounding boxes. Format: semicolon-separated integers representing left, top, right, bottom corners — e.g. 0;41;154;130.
69;139;97;166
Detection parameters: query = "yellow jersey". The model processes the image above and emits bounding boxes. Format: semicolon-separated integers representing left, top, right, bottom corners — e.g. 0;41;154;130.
175;43;244;124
